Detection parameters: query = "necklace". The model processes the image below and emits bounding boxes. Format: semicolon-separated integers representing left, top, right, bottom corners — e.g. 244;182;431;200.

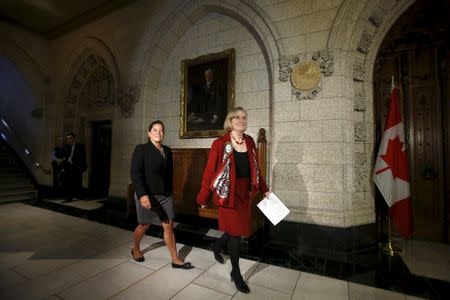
231;133;244;145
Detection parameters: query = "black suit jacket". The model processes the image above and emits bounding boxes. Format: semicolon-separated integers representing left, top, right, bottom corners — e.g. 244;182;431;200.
67;143;87;172
130;142;173;199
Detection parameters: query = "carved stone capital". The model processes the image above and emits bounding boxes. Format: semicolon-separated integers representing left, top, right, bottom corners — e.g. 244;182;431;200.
369;8;384;27
357;31;373;54
117;86;139;118
353;62;366;81
354;152;368;192
354;91;367;111
355;122;366;141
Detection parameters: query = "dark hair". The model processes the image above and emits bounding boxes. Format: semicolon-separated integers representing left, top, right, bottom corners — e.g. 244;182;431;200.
65;131;76;138
148;120;165;132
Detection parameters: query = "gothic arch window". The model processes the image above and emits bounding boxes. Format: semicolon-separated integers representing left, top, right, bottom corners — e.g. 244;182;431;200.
64;55;115;131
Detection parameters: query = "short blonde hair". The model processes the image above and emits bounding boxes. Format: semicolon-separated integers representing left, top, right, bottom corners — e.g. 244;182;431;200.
223;106;247;132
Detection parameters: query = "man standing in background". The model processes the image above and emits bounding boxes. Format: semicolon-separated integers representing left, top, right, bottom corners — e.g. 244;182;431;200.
63;132;87;202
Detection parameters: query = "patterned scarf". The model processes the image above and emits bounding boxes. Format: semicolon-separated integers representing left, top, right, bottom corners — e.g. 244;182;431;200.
210;152;231;205
210;137;261;205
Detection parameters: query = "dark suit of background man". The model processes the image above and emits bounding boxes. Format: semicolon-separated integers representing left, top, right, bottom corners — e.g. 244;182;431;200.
63;132;87;202
51;137;68;196
188;68;225;130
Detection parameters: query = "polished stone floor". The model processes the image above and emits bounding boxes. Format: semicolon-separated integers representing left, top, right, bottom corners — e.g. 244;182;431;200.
0;201;448;299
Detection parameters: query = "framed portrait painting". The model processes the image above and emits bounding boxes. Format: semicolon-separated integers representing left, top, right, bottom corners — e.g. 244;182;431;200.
180;48;235;138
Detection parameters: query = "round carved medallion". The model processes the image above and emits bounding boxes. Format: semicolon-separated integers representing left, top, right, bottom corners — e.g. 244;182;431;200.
290;61;321;91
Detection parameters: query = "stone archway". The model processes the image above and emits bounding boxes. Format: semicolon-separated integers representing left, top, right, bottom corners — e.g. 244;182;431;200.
138;0;283;182
327;0;415;223
60;37;120;135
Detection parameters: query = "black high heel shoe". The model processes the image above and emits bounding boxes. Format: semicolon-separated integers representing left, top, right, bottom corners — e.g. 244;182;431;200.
131;249;145;262
230;271;250;293
213;249;225;264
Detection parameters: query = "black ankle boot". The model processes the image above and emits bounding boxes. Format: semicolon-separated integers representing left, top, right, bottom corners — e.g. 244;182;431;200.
213;248;225;264
230;271;250;293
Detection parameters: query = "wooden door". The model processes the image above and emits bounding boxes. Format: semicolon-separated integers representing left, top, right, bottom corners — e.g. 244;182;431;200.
374;46;449;242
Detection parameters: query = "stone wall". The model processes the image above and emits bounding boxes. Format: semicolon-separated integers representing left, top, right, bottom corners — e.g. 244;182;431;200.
0;0;416;227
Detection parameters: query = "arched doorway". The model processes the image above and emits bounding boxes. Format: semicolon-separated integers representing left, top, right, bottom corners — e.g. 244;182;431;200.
374;0;450;242
65;54;115;198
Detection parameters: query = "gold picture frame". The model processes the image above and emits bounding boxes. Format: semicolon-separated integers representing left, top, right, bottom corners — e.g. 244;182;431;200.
180;48;235;138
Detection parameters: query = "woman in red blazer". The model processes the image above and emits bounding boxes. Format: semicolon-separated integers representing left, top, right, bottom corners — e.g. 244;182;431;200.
197;106;270;293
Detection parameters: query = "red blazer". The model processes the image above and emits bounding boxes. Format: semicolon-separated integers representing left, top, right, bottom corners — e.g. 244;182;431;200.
196;133;268;208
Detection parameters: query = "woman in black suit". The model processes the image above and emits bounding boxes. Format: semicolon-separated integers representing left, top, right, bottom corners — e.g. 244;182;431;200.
130;120;193;269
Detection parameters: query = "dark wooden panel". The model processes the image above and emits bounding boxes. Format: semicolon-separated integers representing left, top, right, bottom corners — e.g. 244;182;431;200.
171;148;218;218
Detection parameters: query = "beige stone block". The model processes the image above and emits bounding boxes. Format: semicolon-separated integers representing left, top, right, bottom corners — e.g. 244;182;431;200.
281;35;306;55
353;111;364;122
252;69;270;91
197;19;222;36
300;98;352;120
275;16;304;38
305;30;329;53
322;119;343;142
274;190;304;207
309;191;344;210
274;82;293;102
274;101;300;122
236;91;270;109
297;163;315;191
239;54;266;73
217;15;241;30
150;46;169;70
312;0;343;12
247;108;270;127
274;120;323;143
302;142;344;164
321;76;345;98
264;0;311;21
354;142;364;153
236;72;252;93
274;142;303;163
314;164;344;193
273;163;305;191
222;27;252;43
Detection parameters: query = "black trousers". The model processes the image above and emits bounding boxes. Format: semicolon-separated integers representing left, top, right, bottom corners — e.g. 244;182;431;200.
64;166;83;200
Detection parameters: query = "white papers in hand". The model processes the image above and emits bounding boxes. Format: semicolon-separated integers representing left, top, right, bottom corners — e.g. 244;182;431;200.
257;193;290;226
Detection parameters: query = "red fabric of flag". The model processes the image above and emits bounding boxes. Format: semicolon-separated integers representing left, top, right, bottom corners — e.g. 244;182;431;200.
373;86;414;237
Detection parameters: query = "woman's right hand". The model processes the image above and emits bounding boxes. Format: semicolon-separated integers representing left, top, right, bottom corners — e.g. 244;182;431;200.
200;204;207;209
140;195;151;209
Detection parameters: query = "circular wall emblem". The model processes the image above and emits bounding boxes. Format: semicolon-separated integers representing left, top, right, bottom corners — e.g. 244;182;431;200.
290;61;321;91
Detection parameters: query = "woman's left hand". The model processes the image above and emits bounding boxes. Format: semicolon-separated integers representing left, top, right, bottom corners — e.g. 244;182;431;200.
265;191;272;197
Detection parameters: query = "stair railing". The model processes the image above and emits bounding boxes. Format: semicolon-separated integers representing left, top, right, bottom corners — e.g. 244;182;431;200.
0;115;50;175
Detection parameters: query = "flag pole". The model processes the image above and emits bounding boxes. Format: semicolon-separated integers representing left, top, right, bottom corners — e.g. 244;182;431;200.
380;74;402;256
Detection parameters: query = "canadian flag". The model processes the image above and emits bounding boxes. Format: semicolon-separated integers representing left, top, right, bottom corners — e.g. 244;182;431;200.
373;84;414;237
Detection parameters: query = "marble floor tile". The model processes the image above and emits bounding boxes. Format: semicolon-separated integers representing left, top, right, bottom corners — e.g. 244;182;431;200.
0;268;27;289
172;283;232;300
194;258;259;295
248;263;300;294
57;261;153;300
292;272;348;300
177;246;218;270
111;263;204;300
349;282;406;300
233;283;292;300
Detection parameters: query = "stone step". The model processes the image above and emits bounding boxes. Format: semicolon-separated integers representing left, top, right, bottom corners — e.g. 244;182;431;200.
0;178;34;188
0;188;36;197
0;192;37;204
0;183;34;190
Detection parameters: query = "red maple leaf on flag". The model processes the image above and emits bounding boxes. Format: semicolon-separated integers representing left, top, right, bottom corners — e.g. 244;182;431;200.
380;136;409;181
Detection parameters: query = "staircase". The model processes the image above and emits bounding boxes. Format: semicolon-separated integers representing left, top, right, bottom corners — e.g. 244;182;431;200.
0;142;37;203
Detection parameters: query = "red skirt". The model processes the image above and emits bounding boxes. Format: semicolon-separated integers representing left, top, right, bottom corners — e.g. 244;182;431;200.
218;178;252;237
